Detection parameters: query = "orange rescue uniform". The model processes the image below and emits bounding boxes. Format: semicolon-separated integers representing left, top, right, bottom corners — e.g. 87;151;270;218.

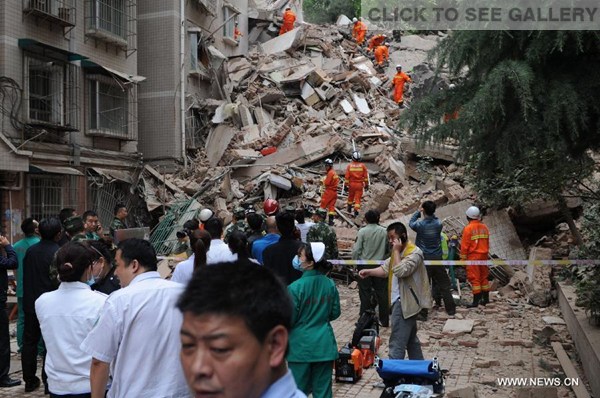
345;161;368;212
320;168;339;217
279;9;296;35
368;34;386;51
234;27;243;40
460;219;490;295
392;71;411;104
374;45;389;65
355;21;367;45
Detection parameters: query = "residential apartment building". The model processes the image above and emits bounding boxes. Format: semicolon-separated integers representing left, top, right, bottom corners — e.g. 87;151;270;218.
0;0;143;238
138;0;251;168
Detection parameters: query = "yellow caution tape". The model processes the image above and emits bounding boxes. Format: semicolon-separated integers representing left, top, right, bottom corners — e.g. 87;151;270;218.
328;259;600;266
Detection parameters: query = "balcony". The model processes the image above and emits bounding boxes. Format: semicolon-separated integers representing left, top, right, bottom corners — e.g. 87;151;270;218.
23;0;76;27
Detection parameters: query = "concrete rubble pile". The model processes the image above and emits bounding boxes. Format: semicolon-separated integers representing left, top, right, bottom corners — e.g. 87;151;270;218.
163;20;473;235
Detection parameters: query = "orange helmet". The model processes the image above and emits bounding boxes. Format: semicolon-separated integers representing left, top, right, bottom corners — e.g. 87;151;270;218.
263;198;279;216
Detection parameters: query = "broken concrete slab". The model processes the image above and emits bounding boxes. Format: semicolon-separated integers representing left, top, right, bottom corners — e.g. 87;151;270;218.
205;125;238;167
442;319;474;335
301;83;320;106
526;247;553;307
352;94;370;115
336;14;352;25
269;173;292;190
242;125;261;143
259;27;304;55
542;316;566;325
400;136;458;162
340;99;354;114
233;134;345;180
446;385;479;398
238;105;255;126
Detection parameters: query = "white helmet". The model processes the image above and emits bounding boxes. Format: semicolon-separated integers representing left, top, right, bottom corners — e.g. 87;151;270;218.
199;208;214;222
449;83;456;89
396;64;402;70
466;206;481;220
352;151;361;161
352;17;358;23
324;158;334;166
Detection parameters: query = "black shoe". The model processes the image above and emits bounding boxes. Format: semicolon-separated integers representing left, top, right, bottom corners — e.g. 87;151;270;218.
0;377;21;388
467;293;481;308
481;291;490;306
24;378;40;392
447;309;456;316
347;205;353;212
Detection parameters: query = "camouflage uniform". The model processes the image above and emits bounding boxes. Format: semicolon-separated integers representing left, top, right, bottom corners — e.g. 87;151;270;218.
307;221;339;260
85;232;101;241
71;233;89;243
223;220;250;243
109;217;127;237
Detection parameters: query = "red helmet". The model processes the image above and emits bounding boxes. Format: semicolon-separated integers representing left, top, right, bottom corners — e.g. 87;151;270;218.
263;198;279;216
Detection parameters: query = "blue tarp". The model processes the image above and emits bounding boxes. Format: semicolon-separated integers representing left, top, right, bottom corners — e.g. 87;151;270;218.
376;359;439;381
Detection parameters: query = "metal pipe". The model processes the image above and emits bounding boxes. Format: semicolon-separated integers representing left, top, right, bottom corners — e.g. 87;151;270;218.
180;0;187;168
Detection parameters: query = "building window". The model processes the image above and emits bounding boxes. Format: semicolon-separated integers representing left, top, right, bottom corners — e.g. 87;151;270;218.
85;0;135;51
28;175;64;220
223;6;236;39
24;55;78;129
87;75;130;139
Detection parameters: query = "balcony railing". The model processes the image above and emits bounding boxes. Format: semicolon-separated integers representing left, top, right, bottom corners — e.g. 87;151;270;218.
23;0;76;27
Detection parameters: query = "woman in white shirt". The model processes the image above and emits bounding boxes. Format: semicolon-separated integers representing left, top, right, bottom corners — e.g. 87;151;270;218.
36;241;108;398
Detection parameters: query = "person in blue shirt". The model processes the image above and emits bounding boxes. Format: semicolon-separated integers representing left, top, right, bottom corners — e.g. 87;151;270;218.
251;216;280;264
409;201;456;316
177;260;306;398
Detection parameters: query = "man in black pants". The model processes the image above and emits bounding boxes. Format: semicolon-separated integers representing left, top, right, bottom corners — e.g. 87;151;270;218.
0;235;21;387
22;218;61;392
409;201;456;316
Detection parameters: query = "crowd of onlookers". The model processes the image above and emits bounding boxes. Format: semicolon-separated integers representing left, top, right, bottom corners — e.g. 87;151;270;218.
0;197;489;398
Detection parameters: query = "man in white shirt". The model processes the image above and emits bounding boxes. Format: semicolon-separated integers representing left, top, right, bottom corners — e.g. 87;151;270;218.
177;260;305;398
81;239;188;398
204;218;237;264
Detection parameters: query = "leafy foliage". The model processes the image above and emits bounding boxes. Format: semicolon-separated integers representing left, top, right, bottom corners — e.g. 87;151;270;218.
303;0;360;24
401;31;600;209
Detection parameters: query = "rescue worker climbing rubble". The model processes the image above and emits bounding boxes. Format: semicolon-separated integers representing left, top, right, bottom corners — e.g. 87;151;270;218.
279;7;296;35
367;33;386;52
374;42;390;66
320;158;339;226
392;65;411;108
345;151;369;216
353;18;367;45
460;206;491;308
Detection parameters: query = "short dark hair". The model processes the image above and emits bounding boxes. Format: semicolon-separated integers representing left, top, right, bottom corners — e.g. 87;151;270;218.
21;217;38;236
275;212;295;238
422;201;436;216
117;238;157;271
177;261;293;342
183;219;200;231
365;209;380;224
114;203;126;216
204;217;223;240
386;222;408;243
82;210;98;222
246;213;263;231
55;241;97;282
39;218;63;241
59;208;76;223
294;209;305;224
88;239;114;264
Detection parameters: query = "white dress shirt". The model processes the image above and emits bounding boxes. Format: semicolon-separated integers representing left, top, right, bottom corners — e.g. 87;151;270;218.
171;254;195;285
36;282;107;395
80;272;189;398
295;222;315;243
206;239;238;265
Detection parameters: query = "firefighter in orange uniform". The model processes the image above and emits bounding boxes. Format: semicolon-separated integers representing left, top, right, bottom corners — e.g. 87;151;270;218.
320;158;339;226
460;206;490;308
392;65;411;107
234;22;243;41
345;151;369;216
351;18;359;40
367;34;386;52
374;42;389;66
355;18;367;45
443;84;459;122
279;7;296;35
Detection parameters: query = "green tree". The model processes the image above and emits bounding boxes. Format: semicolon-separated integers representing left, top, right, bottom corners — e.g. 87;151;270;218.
303;0;361;24
402;31;600;243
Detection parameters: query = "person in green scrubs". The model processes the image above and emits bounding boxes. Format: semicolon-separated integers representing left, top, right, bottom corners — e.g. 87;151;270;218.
287;242;340;398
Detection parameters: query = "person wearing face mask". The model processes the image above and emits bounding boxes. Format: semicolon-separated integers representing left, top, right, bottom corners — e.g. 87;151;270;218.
88;240;121;295
35;241;108;397
287;242;340;398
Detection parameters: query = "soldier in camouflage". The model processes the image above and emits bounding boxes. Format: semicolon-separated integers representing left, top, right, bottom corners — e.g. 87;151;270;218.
109;203;129;237
64;216;87;243
307;208;339;260
223;207;250;243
